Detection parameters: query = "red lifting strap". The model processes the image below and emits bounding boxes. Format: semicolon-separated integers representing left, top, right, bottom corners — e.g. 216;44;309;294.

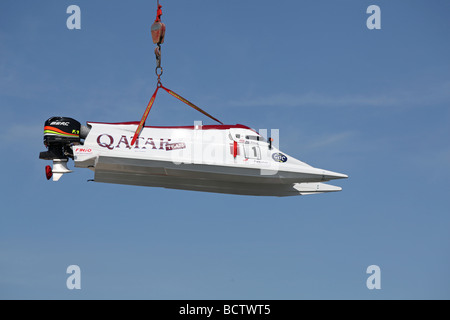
131;86;160;146
160;85;223;125
131;85;223;146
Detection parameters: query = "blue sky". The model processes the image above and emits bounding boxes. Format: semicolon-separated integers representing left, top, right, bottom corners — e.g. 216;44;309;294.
1;0;449;299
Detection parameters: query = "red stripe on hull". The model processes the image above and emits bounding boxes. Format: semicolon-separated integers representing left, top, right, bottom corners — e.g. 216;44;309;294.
87;122;253;131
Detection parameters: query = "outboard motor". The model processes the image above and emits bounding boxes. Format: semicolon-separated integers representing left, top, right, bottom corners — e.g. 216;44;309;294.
39;116;89;181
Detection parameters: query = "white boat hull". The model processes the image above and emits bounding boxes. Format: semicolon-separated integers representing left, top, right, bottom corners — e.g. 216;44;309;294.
93;155;344;197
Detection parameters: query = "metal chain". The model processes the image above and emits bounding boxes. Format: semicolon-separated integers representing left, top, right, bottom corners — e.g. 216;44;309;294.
154;0;163;84
155;44;163;83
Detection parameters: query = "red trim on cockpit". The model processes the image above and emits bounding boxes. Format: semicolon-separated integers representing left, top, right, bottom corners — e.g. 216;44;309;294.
86;121;253;131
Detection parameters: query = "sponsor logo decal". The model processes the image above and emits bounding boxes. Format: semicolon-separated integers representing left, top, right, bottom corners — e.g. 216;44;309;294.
50;121;70;126
74;148;93;153
165;142;186;151
97;134;185;151
272;153;287;163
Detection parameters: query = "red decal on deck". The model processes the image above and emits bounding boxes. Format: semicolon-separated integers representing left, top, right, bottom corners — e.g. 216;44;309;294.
165;142;186;151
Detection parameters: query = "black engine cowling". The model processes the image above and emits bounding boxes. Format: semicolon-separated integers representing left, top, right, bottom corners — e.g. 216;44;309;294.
39;117;81;160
